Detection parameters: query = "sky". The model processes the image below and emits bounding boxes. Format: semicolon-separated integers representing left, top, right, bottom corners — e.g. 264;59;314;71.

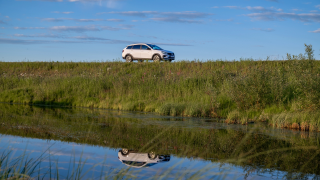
0;0;320;61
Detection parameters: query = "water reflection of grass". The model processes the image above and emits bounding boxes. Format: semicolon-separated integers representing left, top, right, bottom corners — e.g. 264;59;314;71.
0;149;44;179
0;45;320;130
0;104;320;179
0;148;101;180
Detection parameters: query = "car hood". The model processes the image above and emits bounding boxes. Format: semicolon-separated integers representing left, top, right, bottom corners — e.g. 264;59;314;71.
158;50;174;54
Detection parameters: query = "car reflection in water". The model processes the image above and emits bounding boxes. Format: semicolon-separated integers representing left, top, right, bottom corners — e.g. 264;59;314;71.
118;148;170;168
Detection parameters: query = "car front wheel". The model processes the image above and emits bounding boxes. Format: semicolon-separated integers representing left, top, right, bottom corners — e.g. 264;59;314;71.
153;55;160;62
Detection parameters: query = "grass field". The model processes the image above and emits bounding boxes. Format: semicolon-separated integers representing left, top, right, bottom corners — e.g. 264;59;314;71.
0;45;319;131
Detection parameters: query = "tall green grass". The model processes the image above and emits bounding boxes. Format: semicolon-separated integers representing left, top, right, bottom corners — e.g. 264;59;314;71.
0;44;319;130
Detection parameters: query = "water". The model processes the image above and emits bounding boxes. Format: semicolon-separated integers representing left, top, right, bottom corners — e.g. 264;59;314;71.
0;104;319;179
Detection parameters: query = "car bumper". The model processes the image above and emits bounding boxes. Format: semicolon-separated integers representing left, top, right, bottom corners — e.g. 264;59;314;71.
162;55;175;61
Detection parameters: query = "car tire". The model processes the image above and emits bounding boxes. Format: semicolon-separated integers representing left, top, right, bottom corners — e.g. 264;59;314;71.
121;148;129;155
126;55;133;62
153;55;160;62
148;152;157;160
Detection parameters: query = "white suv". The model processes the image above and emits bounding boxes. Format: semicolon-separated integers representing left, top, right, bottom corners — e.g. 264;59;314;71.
118;149;170;168
122;43;175;62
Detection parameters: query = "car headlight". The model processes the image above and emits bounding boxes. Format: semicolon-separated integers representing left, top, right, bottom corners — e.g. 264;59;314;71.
162;51;168;54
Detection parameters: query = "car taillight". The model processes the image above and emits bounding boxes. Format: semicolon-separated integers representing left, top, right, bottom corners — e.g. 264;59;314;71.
122;50;124;53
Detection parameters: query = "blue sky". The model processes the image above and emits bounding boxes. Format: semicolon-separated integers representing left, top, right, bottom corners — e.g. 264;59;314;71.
0;0;319;61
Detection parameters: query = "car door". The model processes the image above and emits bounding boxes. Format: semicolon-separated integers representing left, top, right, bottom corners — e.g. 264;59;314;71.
131;45;141;59
140;45;153;59
125;45;133;55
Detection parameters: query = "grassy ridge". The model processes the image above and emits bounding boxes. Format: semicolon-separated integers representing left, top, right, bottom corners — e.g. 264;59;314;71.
1;50;320;130
1;104;320;178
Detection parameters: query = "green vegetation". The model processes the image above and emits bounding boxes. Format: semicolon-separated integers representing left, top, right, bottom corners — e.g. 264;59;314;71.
1;44;320;130
0;104;320;179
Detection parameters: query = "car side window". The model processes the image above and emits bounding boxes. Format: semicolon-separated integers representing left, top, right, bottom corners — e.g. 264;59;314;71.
126;46;133;49
132;45;141;49
141;45;149;50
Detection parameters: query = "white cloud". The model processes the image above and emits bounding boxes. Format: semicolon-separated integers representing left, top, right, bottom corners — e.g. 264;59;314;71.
310;10;318;13
163;12;212;19
19;0;124;8
226;5;320;22
224;6;282;12
14;27;45;29
101;11;212;18
316;5;320;9
18;0;119;2
150;17;203;24
49;25;100;32
251;28;275;32
53;11;73;14
0;36;191;46
309;28;320;33
14;33;64;38
67;0;116;2
42;18;68;22
212;6;219;9
103;19;124;22
0;38;67;44
42;18;124;22
245;12;320;22
14;24;132;32
99;11;212;24
18;0;63;1
215;19;233;22
224;6;241;9
100;26;120;31
100;11;157;17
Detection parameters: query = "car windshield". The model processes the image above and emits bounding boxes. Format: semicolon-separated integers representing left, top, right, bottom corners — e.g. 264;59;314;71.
147;44;163;50
122;161;146;167
144;163;157;167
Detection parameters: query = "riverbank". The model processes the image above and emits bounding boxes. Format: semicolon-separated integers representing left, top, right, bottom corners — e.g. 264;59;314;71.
1;58;320;131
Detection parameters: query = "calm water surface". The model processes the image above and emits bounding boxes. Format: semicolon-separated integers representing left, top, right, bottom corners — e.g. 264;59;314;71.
0;104;319;179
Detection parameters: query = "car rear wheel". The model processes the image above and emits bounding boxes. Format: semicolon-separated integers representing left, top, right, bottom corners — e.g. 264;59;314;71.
121;148;129;155
153;55;160;62
148;152;157;160
126;55;133;62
